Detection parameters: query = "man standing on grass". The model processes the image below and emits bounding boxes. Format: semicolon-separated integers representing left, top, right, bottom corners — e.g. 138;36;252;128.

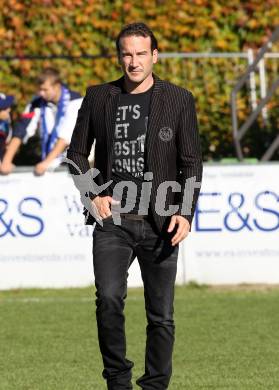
67;22;202;390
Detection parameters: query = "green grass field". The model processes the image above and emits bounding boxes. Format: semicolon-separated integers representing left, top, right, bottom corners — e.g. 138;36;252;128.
1;284;279;390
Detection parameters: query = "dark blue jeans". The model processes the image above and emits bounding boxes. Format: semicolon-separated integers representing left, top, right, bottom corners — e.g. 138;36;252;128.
93;215;179;390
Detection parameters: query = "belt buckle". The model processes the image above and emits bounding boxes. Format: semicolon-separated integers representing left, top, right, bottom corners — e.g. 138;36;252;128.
120;213;146;221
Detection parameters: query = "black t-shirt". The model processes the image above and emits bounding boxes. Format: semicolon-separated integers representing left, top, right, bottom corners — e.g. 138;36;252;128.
109;85;153;214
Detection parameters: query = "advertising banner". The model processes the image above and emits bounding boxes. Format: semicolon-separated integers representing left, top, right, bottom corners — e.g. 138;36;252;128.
183;163;279;284
0;164;278;289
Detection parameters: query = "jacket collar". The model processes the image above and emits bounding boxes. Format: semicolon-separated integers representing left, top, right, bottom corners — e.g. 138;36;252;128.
108;73;165;98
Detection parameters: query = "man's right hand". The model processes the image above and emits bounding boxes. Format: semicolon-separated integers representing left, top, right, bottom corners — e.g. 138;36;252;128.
92;196;120;220
0;160;15;175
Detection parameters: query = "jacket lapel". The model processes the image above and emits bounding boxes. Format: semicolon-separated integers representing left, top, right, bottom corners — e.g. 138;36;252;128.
105;78;122;179
145;74;165;168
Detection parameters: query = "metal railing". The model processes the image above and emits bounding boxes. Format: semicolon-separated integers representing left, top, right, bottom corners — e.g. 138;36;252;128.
1;49;279;161
231;26;279;161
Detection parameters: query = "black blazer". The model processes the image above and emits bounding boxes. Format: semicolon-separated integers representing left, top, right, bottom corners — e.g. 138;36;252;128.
67;74;203;234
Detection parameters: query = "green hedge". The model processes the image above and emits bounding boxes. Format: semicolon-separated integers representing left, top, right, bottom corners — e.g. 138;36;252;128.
0;0;279;161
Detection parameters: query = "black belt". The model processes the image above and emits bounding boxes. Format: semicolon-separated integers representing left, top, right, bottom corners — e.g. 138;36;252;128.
120;213;148;221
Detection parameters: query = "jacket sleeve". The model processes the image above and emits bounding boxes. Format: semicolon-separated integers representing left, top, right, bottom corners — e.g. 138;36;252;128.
175;92;203;225
66;87;105;204
66;88;94;175
57;97;83;145
13;102;40;142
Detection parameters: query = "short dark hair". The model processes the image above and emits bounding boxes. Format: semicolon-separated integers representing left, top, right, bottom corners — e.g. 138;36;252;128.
37;67;62;85
116;22;158;55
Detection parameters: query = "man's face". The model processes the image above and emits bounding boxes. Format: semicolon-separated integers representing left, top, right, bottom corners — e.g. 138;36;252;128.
118;35;158;84
0;107;11;121
38;79;61;103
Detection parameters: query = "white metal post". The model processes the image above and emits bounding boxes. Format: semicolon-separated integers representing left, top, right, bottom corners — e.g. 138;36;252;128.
259;58;268;120
247;48;257;111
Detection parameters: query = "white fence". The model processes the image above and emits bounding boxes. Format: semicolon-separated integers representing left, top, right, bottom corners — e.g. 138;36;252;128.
0;163;278;289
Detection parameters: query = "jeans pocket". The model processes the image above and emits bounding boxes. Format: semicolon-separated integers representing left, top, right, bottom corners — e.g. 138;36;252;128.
94;215;114;232
102;215;113;222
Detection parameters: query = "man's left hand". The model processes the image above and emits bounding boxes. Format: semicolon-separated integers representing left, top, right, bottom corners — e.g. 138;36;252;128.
167;215;190;246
